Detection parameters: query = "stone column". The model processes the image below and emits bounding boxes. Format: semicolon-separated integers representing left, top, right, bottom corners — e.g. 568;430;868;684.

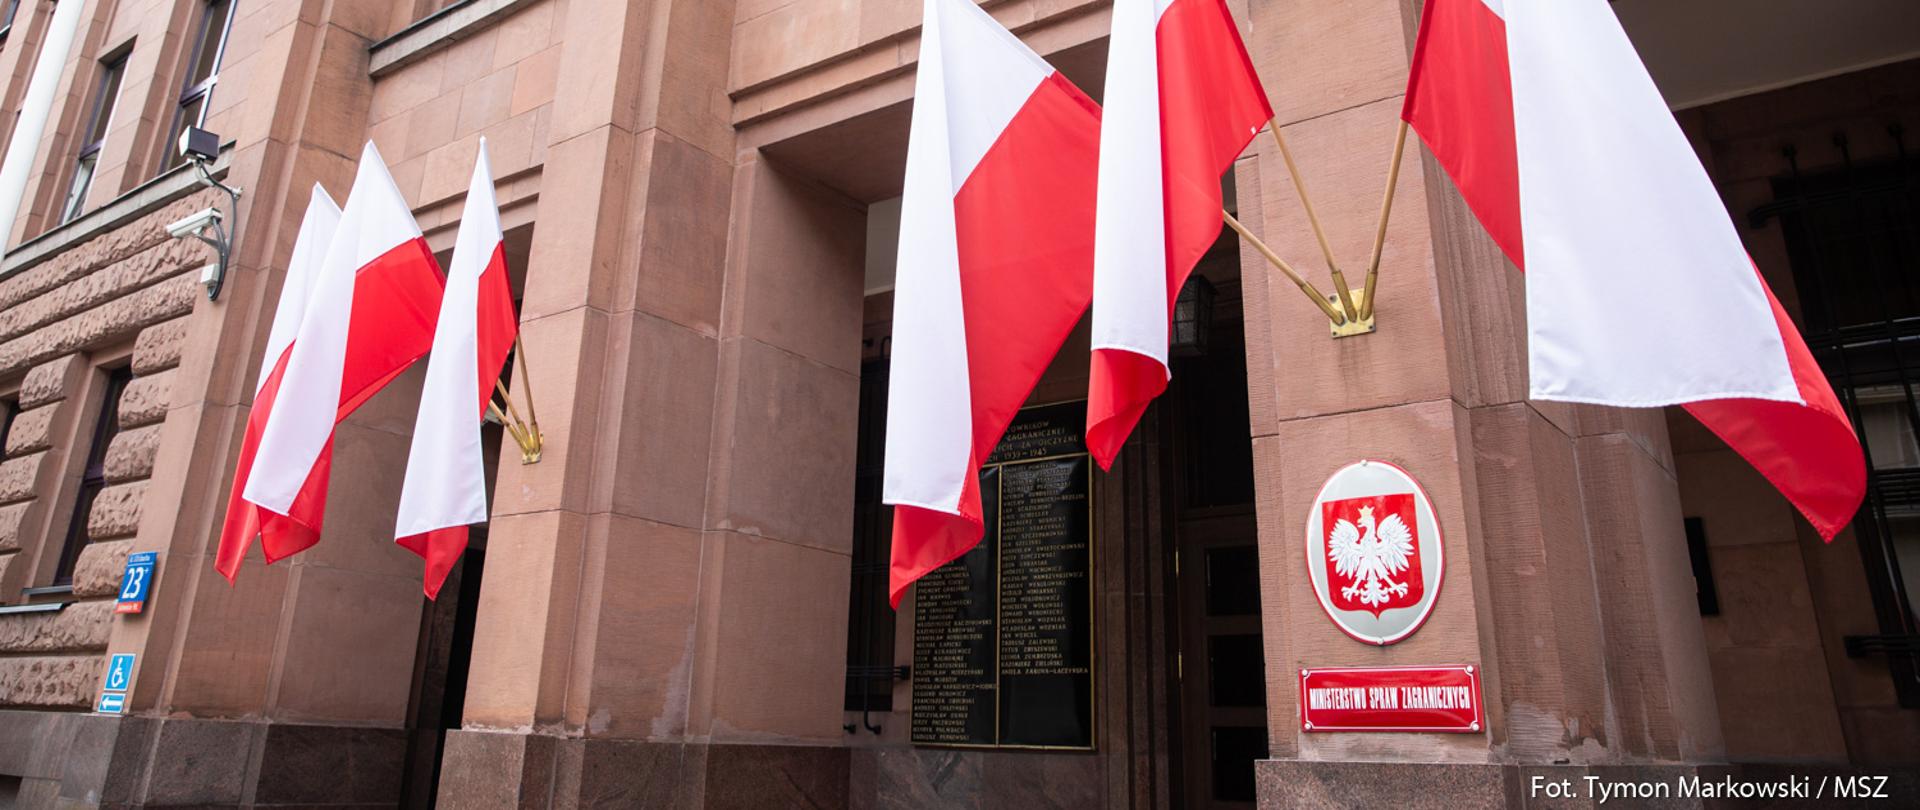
1236;0;1723;804
60;1;441;806
440;1;858;807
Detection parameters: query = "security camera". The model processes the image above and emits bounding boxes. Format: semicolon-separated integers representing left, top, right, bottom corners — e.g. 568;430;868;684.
166;207;222;239
178;126;219;163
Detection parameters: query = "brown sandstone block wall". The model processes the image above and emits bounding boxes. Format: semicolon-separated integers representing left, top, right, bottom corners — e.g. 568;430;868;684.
0;190;215;709
365;0;559;216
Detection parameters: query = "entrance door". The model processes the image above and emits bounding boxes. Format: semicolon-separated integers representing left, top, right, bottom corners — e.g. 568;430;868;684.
1161;251;1268;809
1175;510;1266;809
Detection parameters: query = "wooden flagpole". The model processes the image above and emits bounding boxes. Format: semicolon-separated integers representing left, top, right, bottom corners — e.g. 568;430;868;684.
488;401;528;449
512;336;540;439
494;379;530;434
1267;120;1358;320
1359;121;1408;322
1223;210;1349;325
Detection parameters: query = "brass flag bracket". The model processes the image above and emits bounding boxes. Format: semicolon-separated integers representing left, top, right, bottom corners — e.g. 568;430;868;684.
1329;289;1375;338
490;336;544;464
1225;118;1409;338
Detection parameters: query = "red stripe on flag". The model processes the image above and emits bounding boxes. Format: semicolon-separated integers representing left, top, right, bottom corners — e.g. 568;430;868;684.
1682;277;1864;539
1403;0;1523;264
1088;347;1168;467
1156;0;1271;302
890;459;984;607
218;351;326;579
397;243;514;600
1402;0;1863;539
888;72;1102;607
474;243;518;412
264;237;444;546
397;525;468;600
339;238;445;417
1087;0;1272;469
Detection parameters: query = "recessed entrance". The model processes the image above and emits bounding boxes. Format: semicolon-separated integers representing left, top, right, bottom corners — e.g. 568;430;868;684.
1163;233;1267;809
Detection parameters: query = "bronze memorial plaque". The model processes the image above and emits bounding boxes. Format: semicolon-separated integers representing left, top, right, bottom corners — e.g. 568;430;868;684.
911;401;1095;750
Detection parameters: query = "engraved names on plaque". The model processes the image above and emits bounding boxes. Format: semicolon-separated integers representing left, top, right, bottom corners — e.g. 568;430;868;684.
911;401;1095;750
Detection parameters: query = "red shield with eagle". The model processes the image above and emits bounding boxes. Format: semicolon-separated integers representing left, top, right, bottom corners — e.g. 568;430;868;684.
1321;493;1424;617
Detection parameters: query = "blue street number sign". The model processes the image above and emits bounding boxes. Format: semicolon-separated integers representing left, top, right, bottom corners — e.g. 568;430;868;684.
116;552;156;614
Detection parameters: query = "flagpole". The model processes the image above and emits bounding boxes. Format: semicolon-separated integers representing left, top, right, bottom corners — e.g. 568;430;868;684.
494;380;534;439
489;339;543;462
1223;211;1349;325
1267;120;1357;320
1359;121;1408;322
488;401;528;449
512;336;540;438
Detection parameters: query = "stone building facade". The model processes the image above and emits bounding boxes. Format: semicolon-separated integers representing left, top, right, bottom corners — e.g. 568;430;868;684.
0;0;1909;807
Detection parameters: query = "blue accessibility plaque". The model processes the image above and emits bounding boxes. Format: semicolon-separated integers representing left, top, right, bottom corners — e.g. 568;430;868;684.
103;653;135;693
116;552;156;614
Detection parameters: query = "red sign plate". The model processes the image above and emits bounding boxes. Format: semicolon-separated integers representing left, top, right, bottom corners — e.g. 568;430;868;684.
1299;665;1482;733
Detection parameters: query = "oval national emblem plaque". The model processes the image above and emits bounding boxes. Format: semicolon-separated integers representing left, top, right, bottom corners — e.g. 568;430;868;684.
1305;460;1443;645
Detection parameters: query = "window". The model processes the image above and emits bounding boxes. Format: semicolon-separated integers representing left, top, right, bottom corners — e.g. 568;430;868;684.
60;53;126;224
0;0;22;44
53;367;130;585
0;397;15;461
159;0;233;173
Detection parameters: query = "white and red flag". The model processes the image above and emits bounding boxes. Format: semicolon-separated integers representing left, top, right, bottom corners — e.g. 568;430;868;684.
1403;0;1864;537
239;142;445;564
1087;0;1271;468
395;140;518;599
883;0;1101;606
215;185;338;581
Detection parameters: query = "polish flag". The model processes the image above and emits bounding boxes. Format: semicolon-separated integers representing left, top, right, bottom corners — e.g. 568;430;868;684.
395;140;517;599
1087;0;1271;469
214;185;339;581
241;142;445;557
883;0;1101;606
1403;0;1864;537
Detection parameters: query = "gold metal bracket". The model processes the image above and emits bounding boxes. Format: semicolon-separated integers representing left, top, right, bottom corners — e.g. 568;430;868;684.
1329;289;1375;338
491;336;545;464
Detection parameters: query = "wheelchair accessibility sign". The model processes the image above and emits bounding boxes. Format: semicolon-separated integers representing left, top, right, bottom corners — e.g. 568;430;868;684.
97;653;134;714
104;654;134;691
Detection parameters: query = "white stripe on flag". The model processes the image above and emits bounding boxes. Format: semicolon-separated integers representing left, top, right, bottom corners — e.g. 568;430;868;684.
1508;0;1800;407
1090;0;1169;363
396;141;500;538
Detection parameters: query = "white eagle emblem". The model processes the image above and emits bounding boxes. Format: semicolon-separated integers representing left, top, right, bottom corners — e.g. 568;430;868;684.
1327;505;1415;608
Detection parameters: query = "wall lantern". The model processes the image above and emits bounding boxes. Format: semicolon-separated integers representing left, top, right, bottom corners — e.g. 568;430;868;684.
1170;275;1215;358
165;127;242;301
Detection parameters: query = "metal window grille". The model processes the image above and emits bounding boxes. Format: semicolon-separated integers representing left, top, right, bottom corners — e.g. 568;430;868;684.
1750;126;1920;706
843;359;899;723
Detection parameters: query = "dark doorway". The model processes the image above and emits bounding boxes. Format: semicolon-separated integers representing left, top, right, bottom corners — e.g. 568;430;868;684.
400;541;486;808
398;229;528;806
1165;233;1267;809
